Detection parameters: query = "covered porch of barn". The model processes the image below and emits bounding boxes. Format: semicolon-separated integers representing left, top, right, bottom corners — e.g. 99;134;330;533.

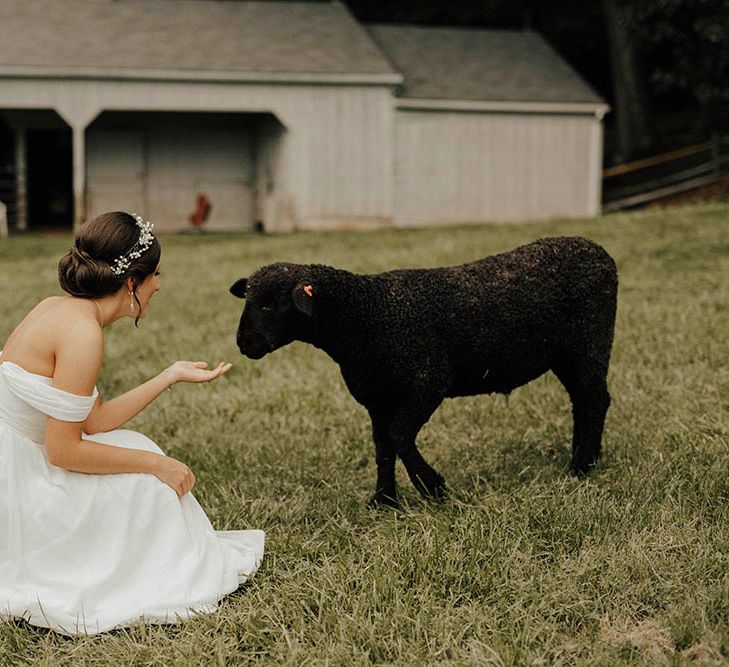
0;109;73;232
0;106;289;233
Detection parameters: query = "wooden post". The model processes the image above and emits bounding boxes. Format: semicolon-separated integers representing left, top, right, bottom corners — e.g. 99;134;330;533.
0;200;7;238
72;124;86;230
14;124;27;231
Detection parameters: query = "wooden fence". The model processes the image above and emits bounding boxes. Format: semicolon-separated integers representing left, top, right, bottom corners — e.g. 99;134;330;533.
602;135;729;212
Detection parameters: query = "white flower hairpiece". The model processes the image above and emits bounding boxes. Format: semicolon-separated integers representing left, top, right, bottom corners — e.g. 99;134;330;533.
110;214;155;276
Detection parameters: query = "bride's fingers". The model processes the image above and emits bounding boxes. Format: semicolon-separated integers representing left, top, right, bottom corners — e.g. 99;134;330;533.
216;363;233;376
194;361;208;368
204;363;232;381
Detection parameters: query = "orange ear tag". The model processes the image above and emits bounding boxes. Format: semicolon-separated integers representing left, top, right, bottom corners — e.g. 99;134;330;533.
303;285;313;297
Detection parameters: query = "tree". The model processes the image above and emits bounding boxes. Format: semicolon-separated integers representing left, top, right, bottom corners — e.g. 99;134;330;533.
603;0;653;161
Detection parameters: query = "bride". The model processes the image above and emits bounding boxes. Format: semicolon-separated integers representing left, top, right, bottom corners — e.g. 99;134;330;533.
0;211;264;635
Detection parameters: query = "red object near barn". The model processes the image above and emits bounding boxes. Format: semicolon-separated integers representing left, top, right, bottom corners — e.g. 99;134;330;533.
189;193;212;229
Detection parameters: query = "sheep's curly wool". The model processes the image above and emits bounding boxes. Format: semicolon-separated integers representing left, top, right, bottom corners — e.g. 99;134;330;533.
231;236;618;507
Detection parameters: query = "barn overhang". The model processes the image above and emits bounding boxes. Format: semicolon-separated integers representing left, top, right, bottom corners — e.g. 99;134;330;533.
0;66;403;87
396;98;610;120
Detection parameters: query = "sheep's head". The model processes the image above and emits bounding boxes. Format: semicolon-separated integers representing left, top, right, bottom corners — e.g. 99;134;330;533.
229;263;314;359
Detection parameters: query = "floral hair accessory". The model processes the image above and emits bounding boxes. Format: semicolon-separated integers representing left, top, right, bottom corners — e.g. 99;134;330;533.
110;214;155;276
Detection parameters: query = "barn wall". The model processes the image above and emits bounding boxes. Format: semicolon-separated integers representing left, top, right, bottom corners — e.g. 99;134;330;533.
394;110;602;226
0;78;395;231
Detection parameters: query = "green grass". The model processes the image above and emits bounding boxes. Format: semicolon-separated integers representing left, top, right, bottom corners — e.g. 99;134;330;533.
1;204;728;666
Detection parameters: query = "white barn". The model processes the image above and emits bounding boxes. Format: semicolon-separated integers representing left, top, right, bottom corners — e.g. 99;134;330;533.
0;0;607;233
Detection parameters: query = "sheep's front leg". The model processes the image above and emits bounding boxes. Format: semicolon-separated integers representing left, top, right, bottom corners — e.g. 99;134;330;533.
367;414;399;508
553;359;610;475
389;394;447;500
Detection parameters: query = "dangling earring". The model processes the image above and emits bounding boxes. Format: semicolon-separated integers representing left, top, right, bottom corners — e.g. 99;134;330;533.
129;291;135;313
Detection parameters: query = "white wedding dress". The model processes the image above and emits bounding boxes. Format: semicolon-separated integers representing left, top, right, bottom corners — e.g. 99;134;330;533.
0;356;264;635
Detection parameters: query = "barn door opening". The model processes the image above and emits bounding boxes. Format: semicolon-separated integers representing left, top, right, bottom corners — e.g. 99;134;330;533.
26;128;73;230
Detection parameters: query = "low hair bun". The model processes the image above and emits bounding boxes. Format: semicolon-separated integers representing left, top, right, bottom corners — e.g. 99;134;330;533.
59;242;121;298
57;211;161;302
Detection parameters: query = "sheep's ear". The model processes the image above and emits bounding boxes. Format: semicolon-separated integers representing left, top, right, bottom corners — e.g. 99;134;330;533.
229;278;247;298
292;283;314;317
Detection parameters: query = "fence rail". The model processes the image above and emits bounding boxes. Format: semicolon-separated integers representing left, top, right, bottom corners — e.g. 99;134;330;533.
602;135;729;212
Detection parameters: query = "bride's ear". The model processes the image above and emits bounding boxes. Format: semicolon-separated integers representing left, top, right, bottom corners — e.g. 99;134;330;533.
229;278;247;299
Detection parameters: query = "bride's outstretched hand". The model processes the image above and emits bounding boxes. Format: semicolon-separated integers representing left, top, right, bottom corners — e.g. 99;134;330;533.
165;360;233;385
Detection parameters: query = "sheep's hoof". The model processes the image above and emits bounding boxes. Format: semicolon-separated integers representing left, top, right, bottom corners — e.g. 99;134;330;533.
571;458;598;477
424;482;448;501
413;473;448;500
367;492;400;510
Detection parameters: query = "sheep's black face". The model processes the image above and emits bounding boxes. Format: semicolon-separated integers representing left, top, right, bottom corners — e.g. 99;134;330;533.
229;264;313;359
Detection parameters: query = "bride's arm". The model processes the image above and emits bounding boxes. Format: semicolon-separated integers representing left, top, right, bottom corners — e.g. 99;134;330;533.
84;370;175;435
45;322;195;496
84;360;232;434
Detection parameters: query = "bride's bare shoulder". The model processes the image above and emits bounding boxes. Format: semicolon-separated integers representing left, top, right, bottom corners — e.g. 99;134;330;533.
33;295;65;314
5;296;104;355
3;296;102;369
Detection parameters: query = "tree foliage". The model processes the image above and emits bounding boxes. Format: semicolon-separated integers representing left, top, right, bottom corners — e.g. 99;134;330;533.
628;0;729;109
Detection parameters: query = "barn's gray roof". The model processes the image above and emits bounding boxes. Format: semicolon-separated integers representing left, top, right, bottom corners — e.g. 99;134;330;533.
367;24;604;104
0;0;399;81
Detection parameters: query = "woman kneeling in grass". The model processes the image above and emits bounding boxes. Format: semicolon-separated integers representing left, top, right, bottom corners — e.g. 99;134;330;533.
0;212;264;635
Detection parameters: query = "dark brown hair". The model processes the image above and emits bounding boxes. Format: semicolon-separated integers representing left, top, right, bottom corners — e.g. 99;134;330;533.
58;212;161;325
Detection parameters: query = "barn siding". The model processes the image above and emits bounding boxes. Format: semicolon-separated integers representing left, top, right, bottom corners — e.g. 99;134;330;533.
394;110;602;226
87;117;256;232
0;78;394;231
1;76;604;231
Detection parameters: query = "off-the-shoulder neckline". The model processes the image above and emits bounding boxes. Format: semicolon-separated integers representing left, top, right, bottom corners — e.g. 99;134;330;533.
0;356;98;399
0;359;52;381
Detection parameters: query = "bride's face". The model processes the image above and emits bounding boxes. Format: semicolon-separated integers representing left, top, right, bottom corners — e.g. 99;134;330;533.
134;265;161;318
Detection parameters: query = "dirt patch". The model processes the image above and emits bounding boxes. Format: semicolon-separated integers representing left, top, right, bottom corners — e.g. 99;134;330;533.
599;617;726;665
600;616;673;662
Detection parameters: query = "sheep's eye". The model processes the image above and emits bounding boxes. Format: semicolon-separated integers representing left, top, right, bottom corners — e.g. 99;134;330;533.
259;296;276;312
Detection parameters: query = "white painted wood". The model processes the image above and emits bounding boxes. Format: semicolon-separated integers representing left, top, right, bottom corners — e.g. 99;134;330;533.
88;118;255;232
87;129;146;220
394;110;598;225
587;117;604;216
1;76;604;229
71;124;86;229
145;119;254;232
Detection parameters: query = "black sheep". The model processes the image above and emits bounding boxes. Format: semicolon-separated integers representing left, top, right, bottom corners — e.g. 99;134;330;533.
230;236;617;507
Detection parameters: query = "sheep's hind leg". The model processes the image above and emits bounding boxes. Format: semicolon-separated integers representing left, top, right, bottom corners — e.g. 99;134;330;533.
389;394;447;500
553;360;610;475
367;414;399;508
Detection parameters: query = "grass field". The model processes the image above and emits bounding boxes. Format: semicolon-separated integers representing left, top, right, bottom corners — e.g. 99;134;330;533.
0;204;727;666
